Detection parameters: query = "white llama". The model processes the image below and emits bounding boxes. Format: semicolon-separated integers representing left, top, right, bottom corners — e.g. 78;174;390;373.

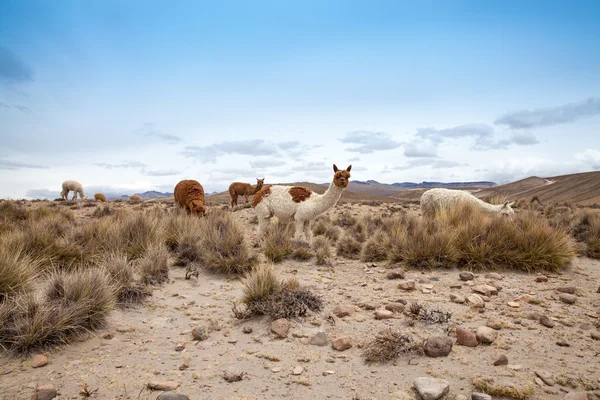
420;188;515;218
60;180;88;200
252;164;352;242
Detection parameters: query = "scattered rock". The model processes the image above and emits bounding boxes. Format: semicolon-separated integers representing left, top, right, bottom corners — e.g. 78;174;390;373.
556;340;570;347
174;343;185;351
375;310;394;320
191;326;209;341
413;377;450;400
486;319;502;330
147;381;180;391
359;302;376;310
535;370;555;386
424;336;453;358
540;315;555;328
385;303;405;313
271;318;291;338
309;332;328;346
242;327;253;334
292;366;303;375
466;294;485;308
564;392;588;400
559;293;577;304
507;301;520;308
472;284;498;296
459;272;474;281
485;272;504;280
535;275;548;282
102;331;115;340
476;326;498;344
591;332;600;340
31;354;48;368
450;294;466;304
398;280;416;291
222;368;245;383
157;392;190;400
456;327;478;347
557;286;576;294
333;305;354;318
387;269;406;280
508;364;522;370
32;384;57;400
494;354;508;366
331;336;352;351
472;393;492;400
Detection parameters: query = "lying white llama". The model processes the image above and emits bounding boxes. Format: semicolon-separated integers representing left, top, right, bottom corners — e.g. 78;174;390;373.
252;164;351;242
420;188;514;218
60;180;88;200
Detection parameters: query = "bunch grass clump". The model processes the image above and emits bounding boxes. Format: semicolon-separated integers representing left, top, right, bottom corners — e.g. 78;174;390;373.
336;234;363;259
0;244;39;302
262;222;293;263
312;236;332;266
138;243;170;285
363;329;415;364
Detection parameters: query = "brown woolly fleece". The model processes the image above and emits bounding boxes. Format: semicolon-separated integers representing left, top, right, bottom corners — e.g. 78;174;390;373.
94;193;107;202
289;187;312;203
229;178;264;208
129;195;141;202
252;185;272;207
174;179;207;215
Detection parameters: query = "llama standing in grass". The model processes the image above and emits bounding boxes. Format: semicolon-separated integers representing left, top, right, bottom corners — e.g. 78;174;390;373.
174;179;207;216
229;178;265;209
420;188;515;218
94;193;106;202
60;180;88;200
252;164;351;242
129;195;141;202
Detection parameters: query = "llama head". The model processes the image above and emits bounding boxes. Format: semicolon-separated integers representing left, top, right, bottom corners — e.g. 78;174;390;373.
189;200;207;217
501;201;515;217
333;164;352;188
256;178;265;189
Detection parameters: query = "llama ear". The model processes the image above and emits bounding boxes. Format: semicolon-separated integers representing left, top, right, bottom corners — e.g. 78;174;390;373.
346;165;352;172
333;164;339;172
502;201;509;208
508;202;515;207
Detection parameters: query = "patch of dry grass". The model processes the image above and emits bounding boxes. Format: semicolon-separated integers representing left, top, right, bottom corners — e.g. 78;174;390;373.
363;329;415;364
360;230;389;262
100;253;151;305
262;222;293;263
336;233;363;259
0;243;39;302
138;243;170;285
312;236;332;266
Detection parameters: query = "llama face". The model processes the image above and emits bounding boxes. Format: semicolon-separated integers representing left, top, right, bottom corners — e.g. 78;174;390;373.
501;202;515;217
256;178;265;188
189;200;207;216
333;164;352;188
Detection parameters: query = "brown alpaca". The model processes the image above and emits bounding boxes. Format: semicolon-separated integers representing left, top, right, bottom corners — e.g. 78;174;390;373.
174;179;207;216
228;178;265;208
94;193;107;202
129;195;141;202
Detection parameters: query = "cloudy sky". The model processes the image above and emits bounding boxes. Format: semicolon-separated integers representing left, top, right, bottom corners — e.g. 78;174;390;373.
1;1;599;199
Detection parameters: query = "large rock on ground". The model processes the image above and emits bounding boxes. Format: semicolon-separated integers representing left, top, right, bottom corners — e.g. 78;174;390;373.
271;318;291;338
32;384;57;400
147;381;180;391
475;326;498;344
424;336;453;358
331;336;352;351
466;294;485;308
413;377;450;400
456;327;478;347
157;392;190;400
332;305;355;317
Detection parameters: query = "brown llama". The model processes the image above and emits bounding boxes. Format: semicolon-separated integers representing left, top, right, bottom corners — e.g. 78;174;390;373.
174;179;207;216
228;178;265;209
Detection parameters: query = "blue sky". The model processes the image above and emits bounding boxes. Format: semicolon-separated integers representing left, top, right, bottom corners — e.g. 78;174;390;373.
1;0;599;199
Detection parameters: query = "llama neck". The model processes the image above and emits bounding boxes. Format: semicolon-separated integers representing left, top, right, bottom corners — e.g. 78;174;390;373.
475;198;502;213
252;185;262;194
311;181;345;215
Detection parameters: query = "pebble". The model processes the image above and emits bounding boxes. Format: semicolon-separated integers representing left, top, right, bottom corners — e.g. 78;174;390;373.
242;327;253;334
466;294;485;308
32;384;58;400
191;326;209;341
309;332;329;346
508;364;522;370
31;354;48;368
476;326;498;344
459;272;474;281
540;315;555;328
413;377;450;400
559;293;577;304
507;301;520;308
456;327;478;347
333;305;354;317
424;336;453;358
331;336;352;351
535;370;555;386
398;280;416;291
175;343;185;351
271;319;291;338
472;393;492;400
557;286;576;294
494;354;508;366
385;303;405;313
387;269;406;279
147;381;180;391
375;310;394;320
564;392;588;400
486;319;502;330
222;368;245;382
472;284;498;296
450;294;466;304
157;392;190;400
292;366;303;375
556;340;570;347
535;275;548;282
485;272;504;280
591;332;600;340
102;331;115;340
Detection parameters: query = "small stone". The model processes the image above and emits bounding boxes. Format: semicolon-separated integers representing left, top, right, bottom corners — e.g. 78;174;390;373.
564;392;588;400
459;272;474;281
476;326;498;344
147;381;180;391
359;303;376;310
424;336;453;358
540;315;555;328
31;354;48;368
375;310;394;320
494;354;508;366
486;319;502;330
157;392;190;400
102;331;115;340
331;336;352;351
535;275;548;282
192;326;209;341
472;393;492;400
485;272;503;280
591;332;600;340
242;327;253;334
472;284;498;296
309;332;328;346
271;367;282;373
466;294;485;308
174;343;185;351
413;377;450;400
385;303;405;313
579;323;592;330
332;305;354;318
222;368;245;382
271;318;291;338
450;294;466;304
557;286;576;294
508;364;522;370
535;370;555;386
456;326;478;347
559;293;577;304
33;384;58;400
387;269;406;279
292;366;303;375
398;280;416;291
556;340;570;347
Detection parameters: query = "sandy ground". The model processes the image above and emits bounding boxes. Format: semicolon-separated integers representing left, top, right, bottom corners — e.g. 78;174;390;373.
1;202;600;400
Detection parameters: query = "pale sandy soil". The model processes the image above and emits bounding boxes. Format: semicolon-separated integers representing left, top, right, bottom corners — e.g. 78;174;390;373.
1;202;599;400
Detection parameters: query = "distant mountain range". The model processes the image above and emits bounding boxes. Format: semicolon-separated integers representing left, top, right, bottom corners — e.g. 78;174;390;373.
342;180;496;197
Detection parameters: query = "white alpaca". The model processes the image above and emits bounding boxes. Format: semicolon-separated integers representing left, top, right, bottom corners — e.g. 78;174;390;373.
420;188;514;217
252;164;352;242
60;180;88;200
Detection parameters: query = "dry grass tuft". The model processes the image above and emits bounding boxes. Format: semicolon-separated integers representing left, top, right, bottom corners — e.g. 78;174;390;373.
360;230;389;262
363;329;414;364
0;244;39;302
240;264;281;305
262;222;293;262
312;236;332;266
100;253;151;305
407;302;452;324
291;240;313;260
138;243;170;285
92;204;113;218
336;233;363;259
472;375;534;400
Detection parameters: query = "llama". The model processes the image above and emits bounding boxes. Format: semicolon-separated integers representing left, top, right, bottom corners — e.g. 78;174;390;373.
252;164;351;242
174;179;207;216
420;188;515;218
94;193;107;202
129;195;141;202
60;180;88;200
229;178;265;208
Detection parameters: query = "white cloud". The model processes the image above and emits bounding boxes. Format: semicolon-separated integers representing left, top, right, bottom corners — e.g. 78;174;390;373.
341;130;402;153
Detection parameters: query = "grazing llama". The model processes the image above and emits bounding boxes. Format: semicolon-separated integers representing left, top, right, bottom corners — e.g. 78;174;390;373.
174;179;207;216
94;193;107;202
420;188;515;218
60;180;88;200
229;178;265;209
129;195;141;202
252;164;351;242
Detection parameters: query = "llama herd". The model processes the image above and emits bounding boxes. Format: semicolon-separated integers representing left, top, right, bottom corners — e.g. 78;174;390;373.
59;164;514;242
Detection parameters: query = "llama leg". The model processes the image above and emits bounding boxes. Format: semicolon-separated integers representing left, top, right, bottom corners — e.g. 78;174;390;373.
303;220;312;243
294;219;305;241
71;191;76;200
257;216;270;236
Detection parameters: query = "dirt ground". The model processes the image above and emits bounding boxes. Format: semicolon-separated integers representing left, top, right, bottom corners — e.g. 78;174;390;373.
1;201;599;400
